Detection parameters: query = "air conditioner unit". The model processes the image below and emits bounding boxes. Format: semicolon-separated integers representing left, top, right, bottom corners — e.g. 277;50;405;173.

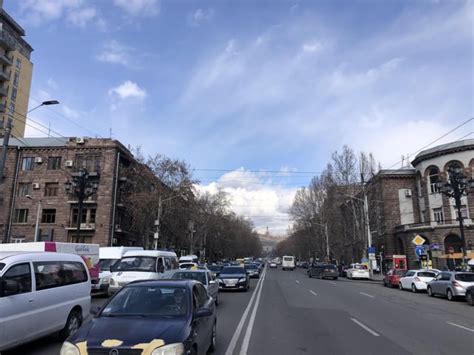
32;183;40;189
34;157;43;164
65;160;74;167
75;137;85;144
405;189;412;197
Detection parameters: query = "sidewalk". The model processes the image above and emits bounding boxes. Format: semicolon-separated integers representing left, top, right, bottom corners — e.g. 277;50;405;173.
370;273;384;282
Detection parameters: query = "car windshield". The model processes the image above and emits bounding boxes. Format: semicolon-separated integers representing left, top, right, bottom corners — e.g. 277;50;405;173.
99;259;118;270
221;267;245;274
115;257;156;272
173;271;207;284
455;273;474;282
101;286;188;317
417;272;436;278
0;263;4;271
245;264;258;269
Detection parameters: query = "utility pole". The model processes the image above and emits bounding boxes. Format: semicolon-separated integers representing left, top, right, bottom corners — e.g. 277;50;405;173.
65;169;98;241
361;174;373;279
154;196;162;250
437;166;474;270
0;115;12;183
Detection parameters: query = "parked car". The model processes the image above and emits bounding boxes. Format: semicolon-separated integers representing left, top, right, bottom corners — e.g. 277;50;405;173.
399;269;438;292
173;269;219;305
346;264;370;279
0;252;91;352
308;264;338;280
427;272;474;301
61;280;217;355
244;263;261;278
217;266;250;291
465;285;474;306
382;269;406;288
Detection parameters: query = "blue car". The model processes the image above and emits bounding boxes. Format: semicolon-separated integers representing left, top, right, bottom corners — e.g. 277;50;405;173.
60;280;217;355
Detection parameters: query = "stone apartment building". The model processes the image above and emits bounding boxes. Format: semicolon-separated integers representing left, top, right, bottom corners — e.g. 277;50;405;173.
0;137;142;246
363;139;474;269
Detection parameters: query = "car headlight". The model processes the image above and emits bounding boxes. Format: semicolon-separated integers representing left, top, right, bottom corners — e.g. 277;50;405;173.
238;278;246;282
151;343;185;355
101;276;110;285
110;278;117;286
60;342;80;355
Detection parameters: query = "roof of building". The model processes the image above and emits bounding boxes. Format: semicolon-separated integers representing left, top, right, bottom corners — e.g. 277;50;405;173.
0;9;25;36
378;169;417;176
411;139;474;166
0;137;69;147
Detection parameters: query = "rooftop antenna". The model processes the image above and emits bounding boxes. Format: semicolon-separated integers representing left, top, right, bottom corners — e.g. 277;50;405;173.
401;155;405;168
109;128;113;139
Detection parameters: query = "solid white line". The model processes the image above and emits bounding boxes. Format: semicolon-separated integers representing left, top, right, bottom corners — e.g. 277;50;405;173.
359;292;374;298
295;280;300;284
350;318;380;337
309;290;317;296
447;322;474;333
225;268;266;355
239;266;267;355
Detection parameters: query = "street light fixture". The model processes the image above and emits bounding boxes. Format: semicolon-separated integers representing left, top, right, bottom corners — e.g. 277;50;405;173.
27;100;60;114
26;195;41;242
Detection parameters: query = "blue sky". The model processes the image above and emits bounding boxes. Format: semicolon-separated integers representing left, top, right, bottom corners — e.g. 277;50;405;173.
6;0;473;234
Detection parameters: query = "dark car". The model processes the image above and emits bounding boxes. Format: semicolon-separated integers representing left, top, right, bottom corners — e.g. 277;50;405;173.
308;264;338;280
466;286;474;306
244;263;261;278
61;280;216;355
218;266;250;291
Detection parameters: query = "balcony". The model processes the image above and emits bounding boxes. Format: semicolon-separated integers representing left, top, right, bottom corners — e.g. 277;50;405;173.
0;30;15;51
65;223;96;231
0;85;8;97
0;69;11;82
0;53;13;66
394;219;472;233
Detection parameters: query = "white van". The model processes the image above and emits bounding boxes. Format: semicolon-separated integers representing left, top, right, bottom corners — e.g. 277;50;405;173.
0;252;91;351
93;246;143;295
282;256;296;270
108;250;178;296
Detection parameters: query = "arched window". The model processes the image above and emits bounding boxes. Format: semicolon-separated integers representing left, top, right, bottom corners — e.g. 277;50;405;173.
428;167;440;193
444;234;463;253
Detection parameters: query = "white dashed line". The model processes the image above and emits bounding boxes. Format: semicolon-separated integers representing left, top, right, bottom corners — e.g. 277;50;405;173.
329;281;337;285
350;318;380;336
359;292;374;298
295;280;300;284
447;322;474;333
309;290;317;296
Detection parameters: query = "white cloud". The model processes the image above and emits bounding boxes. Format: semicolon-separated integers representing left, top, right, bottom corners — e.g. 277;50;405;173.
113;0;160;17
46;78;58;90
198;168;298;235
18;0;101;27
188;8;215;27
302;41;323;53
96;40;132;66
108;81;147;110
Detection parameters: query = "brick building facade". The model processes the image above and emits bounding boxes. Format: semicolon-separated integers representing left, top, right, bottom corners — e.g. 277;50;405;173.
0;137;142;246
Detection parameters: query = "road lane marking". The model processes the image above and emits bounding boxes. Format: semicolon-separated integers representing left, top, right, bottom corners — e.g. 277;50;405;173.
295;280;300;284
330;281;337;285
225;268;266;355
447;322;474;333
239;264;267;355
350;318;380;337
359;292;374;298
309;290;317;296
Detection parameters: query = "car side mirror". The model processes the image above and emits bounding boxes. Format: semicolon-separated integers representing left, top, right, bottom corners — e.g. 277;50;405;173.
195;307;213;318
90;305;101;316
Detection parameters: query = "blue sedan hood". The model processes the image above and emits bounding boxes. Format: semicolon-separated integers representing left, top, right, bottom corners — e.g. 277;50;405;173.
69;316;189;349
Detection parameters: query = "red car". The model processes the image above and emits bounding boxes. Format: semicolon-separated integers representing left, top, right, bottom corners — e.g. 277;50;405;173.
383;269;406;288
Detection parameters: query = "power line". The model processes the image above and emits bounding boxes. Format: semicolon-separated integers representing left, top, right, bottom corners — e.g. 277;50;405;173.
192;168;322;174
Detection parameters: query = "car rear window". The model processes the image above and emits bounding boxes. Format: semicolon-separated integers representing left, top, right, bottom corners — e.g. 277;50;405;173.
354;265;367;270
325;265;336;269
455;273;474;282
417;272;436;277
283;257;294;262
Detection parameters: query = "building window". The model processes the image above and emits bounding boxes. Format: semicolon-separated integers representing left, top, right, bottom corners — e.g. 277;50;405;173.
433;208;444;224
75;155;101;173
44;182;59;197
47;156;61;170
70;235;93;244
13;72;19;87
71;208;96;225
428;168;440;193
17;182;32;196
9;101;15;114
13;209;28;223
10;87;17;102
15;58;21;70
41;209;56;224
21;157;34;171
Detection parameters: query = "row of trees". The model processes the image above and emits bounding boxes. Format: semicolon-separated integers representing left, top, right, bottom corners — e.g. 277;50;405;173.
120;148;262;260
277;145;380;264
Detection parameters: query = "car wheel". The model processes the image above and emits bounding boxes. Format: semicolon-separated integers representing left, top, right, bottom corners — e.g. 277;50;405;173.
383;280;387;287
411;284;417;293
466;291;474;306
59;309;82;340
427;286;434;297
333;277;338;280
399;283;403;290
447;289;454;301
208;321;217;353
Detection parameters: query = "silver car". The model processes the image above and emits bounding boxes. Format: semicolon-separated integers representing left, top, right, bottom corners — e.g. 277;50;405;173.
427;271;474;301
172;269;220;305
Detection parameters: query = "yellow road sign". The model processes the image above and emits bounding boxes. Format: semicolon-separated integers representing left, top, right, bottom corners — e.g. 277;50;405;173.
412;234;426;246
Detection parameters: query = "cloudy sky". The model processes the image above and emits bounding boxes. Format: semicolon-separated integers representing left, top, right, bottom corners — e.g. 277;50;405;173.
6;0;473;235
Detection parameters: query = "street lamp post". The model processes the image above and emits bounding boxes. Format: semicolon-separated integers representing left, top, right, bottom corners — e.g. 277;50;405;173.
437;166;474;269
26;195;41;242
154;193;187;250
65;169;98;242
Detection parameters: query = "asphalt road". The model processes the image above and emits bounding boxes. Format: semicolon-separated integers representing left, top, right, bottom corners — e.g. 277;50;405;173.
4;267;474;355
